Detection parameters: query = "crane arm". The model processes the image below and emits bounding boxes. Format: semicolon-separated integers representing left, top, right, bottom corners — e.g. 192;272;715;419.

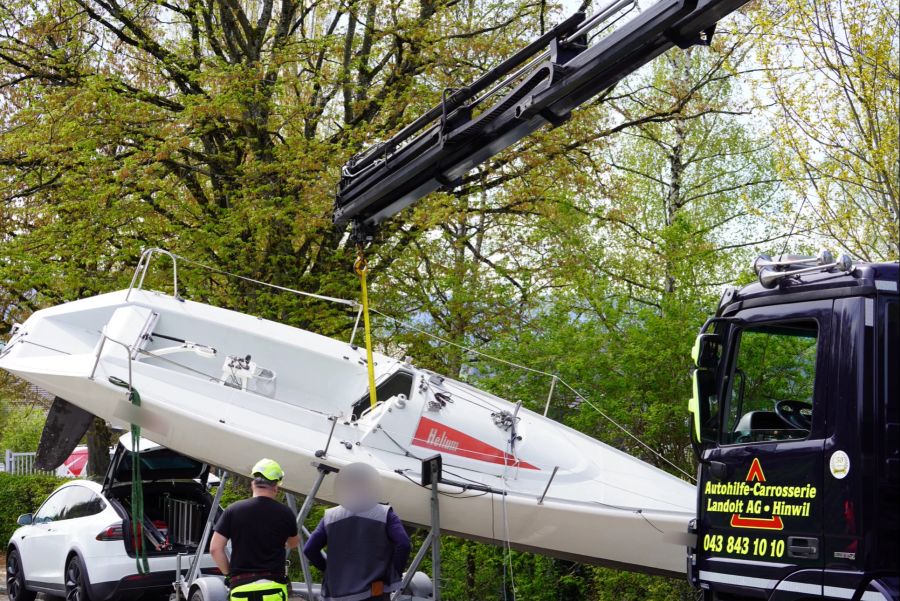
333;0;751;240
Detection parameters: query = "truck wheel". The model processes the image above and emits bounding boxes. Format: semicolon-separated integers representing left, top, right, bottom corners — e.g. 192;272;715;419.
65;555;92;601
6;549;37;601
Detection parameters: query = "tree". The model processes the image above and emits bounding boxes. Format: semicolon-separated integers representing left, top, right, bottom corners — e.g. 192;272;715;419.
0;0;549;334
86;418;112;477
753;0;899;260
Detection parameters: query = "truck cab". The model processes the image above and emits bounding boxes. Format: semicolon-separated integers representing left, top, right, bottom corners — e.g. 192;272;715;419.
687;255;899;600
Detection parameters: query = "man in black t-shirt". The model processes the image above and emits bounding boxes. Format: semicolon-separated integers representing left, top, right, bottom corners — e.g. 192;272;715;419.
210;458;299;600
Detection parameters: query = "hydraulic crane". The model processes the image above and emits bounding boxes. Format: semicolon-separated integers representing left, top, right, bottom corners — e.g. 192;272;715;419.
333;0;751;240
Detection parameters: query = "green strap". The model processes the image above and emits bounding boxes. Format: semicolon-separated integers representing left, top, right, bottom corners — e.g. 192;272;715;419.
110;376;150;574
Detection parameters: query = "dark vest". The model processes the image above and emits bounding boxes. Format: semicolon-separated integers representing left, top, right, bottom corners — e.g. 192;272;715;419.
321;504;401;601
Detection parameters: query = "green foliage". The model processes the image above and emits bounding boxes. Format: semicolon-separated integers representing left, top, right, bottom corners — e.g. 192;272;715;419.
589;567;695;601
0;405;46;453
753;0;899;260
0;472;67;546
212;475;252;509
0;0;896;596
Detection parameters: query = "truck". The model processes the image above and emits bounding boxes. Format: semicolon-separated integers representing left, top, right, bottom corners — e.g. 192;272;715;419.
687;256;898;599
332;0;900;597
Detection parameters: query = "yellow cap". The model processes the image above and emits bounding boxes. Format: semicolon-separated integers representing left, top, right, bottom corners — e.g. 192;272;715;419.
251;458;284;483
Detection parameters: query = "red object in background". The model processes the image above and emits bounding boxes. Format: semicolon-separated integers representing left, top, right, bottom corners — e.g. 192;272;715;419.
62;447;89;477
153;520;168;539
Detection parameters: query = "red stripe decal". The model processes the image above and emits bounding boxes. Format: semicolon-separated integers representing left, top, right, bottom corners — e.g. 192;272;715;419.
730;514;784;530
411;416;539;470
729;459;782;530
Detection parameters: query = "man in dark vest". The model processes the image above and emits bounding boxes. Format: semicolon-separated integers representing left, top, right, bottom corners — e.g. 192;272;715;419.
303;462;412;601
210;458;300;601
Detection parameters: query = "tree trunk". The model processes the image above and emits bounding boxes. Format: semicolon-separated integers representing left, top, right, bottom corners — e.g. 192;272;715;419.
465;541;477;596
86;418;112;478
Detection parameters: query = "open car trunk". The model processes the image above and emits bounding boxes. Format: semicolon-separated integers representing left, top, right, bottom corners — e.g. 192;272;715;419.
104;434;220;557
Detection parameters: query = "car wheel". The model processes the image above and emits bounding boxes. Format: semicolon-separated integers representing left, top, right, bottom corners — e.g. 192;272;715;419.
189;588;205;601
65;555;92;601
6;549;37;601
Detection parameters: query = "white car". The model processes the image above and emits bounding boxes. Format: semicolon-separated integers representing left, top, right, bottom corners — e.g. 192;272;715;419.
6;435;220;601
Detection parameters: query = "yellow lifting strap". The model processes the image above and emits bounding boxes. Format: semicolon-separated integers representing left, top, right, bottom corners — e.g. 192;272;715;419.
355;248;378;409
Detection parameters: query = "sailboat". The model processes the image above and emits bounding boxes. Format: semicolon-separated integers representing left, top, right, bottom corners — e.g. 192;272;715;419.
0;250;695;576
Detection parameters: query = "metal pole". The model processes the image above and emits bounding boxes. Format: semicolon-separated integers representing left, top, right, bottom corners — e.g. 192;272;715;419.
175;553;186;600
126;249;151;302
315;417;338;459
543;375;557;417
185;472;227;586
430;462;441;601
90;336;108;380
537;466;559;505
390;531;433;601
285;494;298;563
350;305;363;345
295;465;336;601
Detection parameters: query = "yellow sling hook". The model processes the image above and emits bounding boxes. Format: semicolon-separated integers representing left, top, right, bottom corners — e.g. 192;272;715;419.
355;249;378;410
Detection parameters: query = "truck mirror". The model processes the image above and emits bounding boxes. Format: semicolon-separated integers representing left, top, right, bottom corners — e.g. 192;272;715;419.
691;333;721;368
688;368;717;445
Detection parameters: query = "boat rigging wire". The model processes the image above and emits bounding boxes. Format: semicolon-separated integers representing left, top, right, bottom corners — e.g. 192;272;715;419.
142;249;694;482
171;253;358;307
501;444;517;601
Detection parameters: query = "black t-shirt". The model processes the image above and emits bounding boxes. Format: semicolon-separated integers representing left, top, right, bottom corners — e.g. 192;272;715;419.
214;496;298;577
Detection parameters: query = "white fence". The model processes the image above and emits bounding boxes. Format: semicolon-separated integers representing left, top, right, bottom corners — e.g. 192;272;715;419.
3;449;83;476
2;450;67;476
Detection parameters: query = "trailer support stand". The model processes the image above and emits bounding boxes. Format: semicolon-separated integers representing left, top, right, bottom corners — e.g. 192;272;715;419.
287;463;339;601
175;471;230;601
392;455;442;601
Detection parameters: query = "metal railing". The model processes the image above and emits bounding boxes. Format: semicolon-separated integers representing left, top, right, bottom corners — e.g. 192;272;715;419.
127;248;179;301
2;450;55;476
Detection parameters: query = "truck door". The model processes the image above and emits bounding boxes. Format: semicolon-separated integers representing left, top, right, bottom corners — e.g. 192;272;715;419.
698;300;831;599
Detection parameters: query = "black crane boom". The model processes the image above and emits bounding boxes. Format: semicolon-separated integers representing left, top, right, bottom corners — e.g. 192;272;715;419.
334;0;751;240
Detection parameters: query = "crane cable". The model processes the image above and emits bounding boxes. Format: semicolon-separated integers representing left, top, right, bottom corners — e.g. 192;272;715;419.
355;248;378;409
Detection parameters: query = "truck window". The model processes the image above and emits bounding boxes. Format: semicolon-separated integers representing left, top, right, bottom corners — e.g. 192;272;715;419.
723;321;818;445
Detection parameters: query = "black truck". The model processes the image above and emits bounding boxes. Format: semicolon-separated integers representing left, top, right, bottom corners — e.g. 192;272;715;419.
687;256;899;600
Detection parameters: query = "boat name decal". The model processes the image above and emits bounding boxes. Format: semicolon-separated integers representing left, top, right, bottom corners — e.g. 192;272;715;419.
411;417;539;470
425;428;460;452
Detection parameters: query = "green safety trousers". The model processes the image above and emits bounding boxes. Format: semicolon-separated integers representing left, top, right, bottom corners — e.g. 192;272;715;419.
229;581;288;601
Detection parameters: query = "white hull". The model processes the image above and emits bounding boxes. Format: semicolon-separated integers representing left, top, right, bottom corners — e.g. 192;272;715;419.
0;289;695;575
